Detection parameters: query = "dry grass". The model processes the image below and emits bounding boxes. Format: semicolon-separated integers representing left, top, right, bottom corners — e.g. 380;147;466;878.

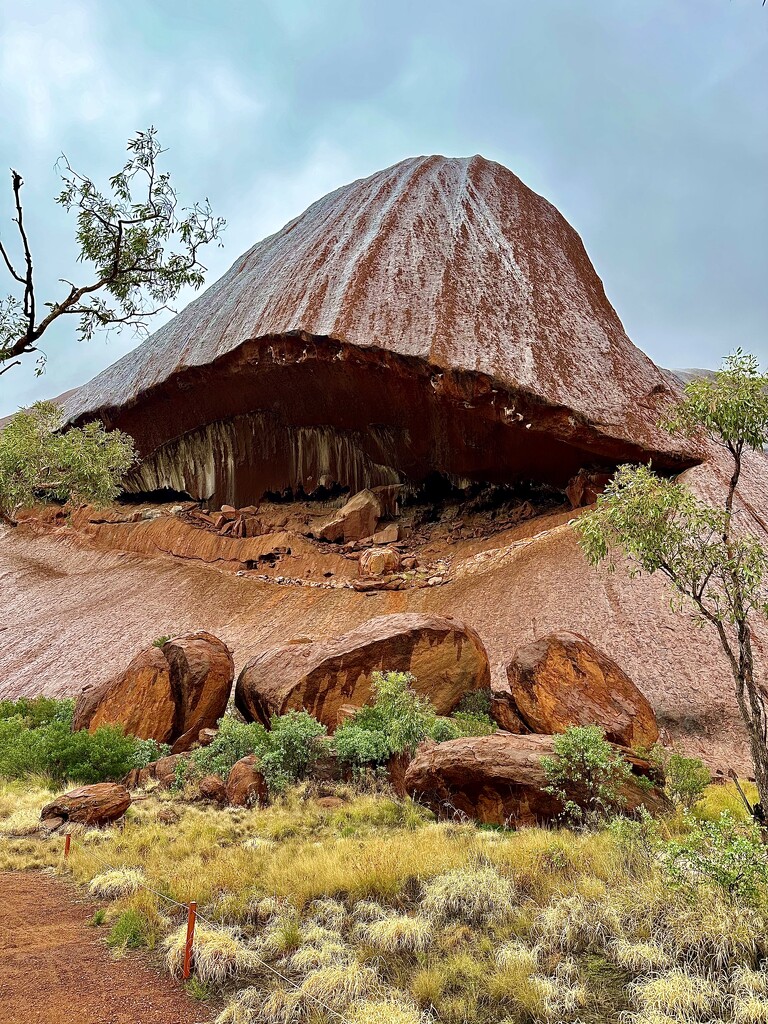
628;968;721;1018
359;913;433;952
2;779;767;1024
420;865;516;925
164;922;258;984
88;867;145;899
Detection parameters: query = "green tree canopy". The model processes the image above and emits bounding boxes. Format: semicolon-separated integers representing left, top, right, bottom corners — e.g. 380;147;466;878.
576;352;768;818
0;127;224;376
0;401;136;522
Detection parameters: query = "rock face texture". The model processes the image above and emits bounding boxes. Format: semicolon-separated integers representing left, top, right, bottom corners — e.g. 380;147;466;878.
236;613;491;729
61;155;695;507
493;633;659;748
41;784;131;827
226;755;269;807
316;490;382;543
73;632;233;748
404;733;669;826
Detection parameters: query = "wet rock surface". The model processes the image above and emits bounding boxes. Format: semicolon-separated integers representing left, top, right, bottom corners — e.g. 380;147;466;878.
235;613;491;730
73;632;233;748
404;733;669;826
494;632;660;748
41;784;132;827
226;755;269;807
5;452;766;775
61;155;696;507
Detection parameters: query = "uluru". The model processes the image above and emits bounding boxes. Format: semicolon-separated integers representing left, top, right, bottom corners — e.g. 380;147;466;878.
2;153;767;782
60;155;697;507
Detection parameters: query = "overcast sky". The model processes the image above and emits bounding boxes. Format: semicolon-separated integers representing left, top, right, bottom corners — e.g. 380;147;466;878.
0;0;766;416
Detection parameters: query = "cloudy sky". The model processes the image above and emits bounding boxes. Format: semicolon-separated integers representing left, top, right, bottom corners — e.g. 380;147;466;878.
0;0;766;416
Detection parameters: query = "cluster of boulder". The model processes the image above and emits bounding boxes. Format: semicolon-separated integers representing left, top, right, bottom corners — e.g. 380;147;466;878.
50;613;668;829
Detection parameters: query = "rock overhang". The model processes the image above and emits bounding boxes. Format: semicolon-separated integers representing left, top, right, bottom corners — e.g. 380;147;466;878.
60;153;701;505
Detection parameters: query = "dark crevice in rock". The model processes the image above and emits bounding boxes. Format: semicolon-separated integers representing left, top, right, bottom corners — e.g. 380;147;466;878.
74;332;700;508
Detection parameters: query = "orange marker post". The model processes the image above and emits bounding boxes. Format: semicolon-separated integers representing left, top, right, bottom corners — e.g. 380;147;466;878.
182;902;197;980
64;833;71;861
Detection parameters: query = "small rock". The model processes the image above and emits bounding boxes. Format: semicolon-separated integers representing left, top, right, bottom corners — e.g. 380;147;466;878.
372;523;400;545
226;755;269;807
198;774;228;803
359;546;401;577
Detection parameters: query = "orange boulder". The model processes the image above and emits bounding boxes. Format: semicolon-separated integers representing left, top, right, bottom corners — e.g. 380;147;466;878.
73;632;233;748
235;613;490;730
41;783;131;827
494;633;659;748
404;732;668;826
226;755;268;807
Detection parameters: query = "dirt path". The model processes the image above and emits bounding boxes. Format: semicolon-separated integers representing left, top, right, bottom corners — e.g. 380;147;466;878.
0;872;213;1024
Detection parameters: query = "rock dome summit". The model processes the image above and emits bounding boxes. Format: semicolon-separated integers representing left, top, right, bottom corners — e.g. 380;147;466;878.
62;155;697;507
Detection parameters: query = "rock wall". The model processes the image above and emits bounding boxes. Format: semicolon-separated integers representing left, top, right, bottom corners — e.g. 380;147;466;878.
1;492;760;775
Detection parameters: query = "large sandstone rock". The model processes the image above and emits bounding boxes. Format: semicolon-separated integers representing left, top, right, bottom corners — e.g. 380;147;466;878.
236;613;490;730
494;633;659;748
73;632;233;749
404;733;669;826
316;490;382;543
226;755;268;807
41;783;131;827
61;156;694;508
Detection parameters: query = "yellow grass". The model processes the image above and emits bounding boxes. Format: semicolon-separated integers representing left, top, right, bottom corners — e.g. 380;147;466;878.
2;780;768;1024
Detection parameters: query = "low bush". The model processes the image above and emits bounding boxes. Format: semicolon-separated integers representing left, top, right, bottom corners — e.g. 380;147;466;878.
541;724;633;828
665;752;712;808
191;712;327;795
0;696;75;728
333;672;496;770
664;811;768;904
0;711;157;785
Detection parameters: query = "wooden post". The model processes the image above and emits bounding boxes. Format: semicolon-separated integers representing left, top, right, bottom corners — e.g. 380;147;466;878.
182;902;197;980
64;833;71;861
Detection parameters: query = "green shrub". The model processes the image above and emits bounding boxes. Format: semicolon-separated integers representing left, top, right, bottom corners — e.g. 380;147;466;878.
333;672;495;770
131;737;171;770
191;712;326;794
191;718;270;780
665;811;768;903
541;725;633;828
0;696;74;728
665;752;711;808
258;711;327;793
453;689;493;719
447;711;497;737
0;706;153;785
333;672;434;768
331;722;391;769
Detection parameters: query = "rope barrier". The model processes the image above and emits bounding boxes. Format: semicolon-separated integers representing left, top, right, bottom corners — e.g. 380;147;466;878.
60;828;355;1023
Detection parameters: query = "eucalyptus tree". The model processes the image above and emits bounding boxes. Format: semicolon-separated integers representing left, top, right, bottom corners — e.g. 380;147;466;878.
577;352;768;817
0;401;135;524
0;127;224;376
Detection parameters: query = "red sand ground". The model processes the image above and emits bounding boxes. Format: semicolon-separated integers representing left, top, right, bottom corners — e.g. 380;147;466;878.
0;872;213;1024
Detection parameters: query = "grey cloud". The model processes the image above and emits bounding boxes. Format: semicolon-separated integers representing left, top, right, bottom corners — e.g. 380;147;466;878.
0;0;765;415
